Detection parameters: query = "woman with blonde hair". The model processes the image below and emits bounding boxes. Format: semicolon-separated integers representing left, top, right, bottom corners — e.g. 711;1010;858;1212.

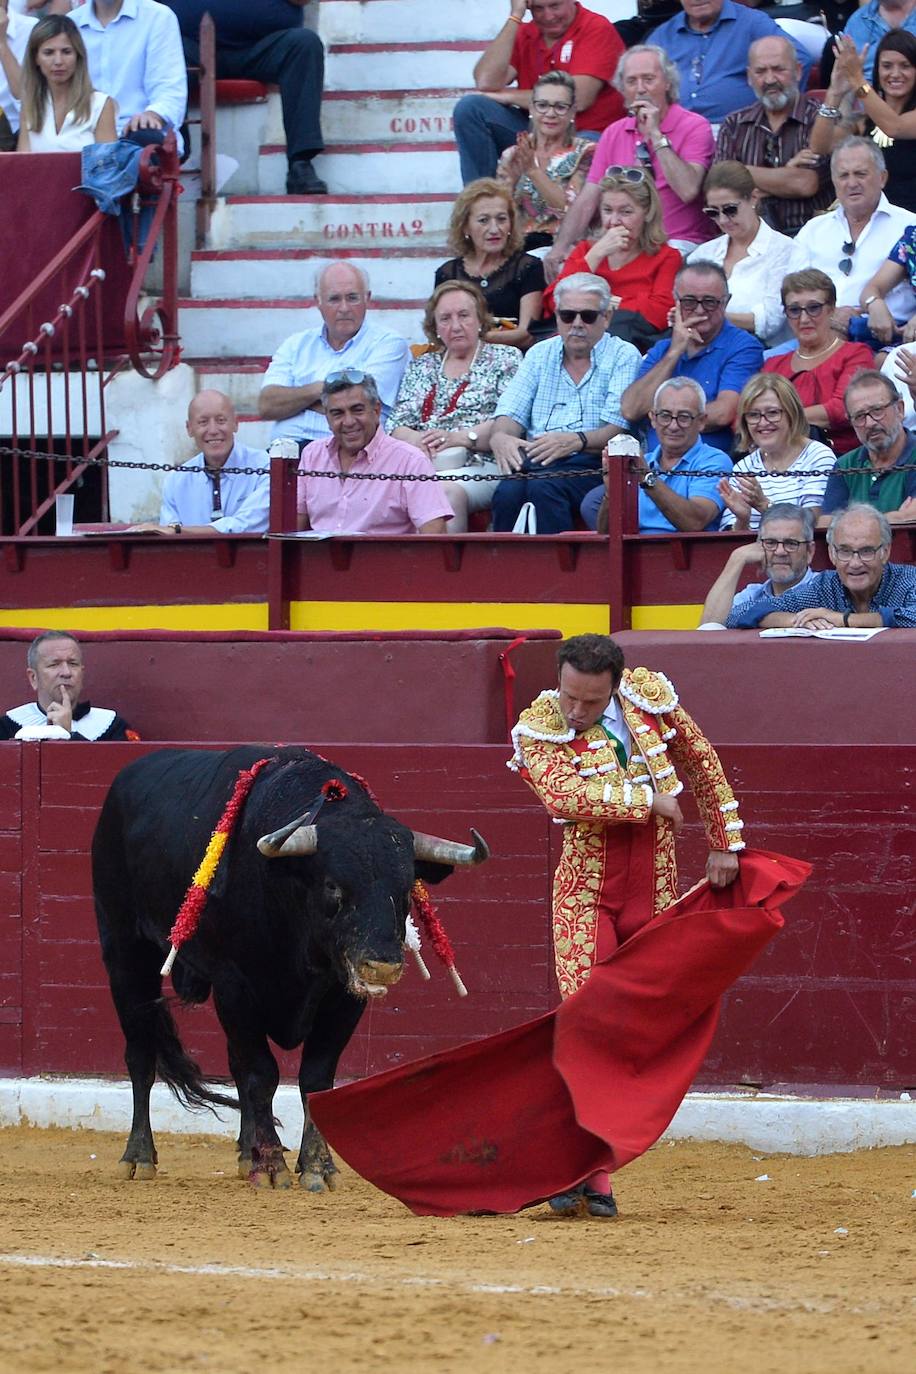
435;177;544;351
546;167;681;348
718;373;836;530
17;15;115;152
388;280;521;531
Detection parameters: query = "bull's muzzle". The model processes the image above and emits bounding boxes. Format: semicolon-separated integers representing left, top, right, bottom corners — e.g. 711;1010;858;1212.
348;959;403;1000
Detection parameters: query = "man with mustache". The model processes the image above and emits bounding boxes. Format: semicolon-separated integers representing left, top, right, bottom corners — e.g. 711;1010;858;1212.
715;35;832;237
818;370;916;523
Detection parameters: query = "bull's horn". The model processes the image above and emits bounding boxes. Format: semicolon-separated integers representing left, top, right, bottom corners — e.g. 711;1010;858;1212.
257;823;318;858
412;827;489;867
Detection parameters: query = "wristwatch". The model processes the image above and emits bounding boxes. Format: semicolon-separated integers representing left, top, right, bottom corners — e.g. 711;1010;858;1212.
576;431;589;452
639;470;657;489
856;81;873;99
653;135;671;151
861;294;879;308
171;522;182;534
467;429;479;452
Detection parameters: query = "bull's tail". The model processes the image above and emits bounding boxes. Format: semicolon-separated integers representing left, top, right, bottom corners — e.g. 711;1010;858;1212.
153;997;239;1114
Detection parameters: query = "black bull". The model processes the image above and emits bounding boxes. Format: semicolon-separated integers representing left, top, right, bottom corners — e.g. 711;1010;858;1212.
92;746;488;1189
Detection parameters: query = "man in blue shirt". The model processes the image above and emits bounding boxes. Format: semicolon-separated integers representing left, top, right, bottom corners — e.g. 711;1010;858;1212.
71;0;187;147
726;503;916;628
621;260;764;454
649;0;811;124
582;378;725;532
166;0;326;194
699;502;817;626
489;272;641;533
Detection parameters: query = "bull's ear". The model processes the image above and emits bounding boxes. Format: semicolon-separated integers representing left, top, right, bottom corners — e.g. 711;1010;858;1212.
413;860;455;886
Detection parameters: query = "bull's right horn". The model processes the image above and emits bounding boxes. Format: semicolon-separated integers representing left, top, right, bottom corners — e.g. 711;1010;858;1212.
412;828;489;867
257;823;318;858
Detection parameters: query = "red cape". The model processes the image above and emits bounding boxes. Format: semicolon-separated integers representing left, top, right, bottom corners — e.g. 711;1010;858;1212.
309;849;810;1216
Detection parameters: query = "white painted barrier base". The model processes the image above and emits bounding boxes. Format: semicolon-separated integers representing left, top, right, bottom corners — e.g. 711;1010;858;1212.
1;1077;913;1157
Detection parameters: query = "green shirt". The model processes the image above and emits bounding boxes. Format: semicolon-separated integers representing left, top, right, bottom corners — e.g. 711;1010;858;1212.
821;436;916;514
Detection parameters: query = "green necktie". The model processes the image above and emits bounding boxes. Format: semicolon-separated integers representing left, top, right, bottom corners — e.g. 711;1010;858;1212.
599;722;628;770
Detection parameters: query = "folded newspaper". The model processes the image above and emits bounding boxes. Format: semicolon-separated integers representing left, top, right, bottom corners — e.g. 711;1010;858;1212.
758;627;887;641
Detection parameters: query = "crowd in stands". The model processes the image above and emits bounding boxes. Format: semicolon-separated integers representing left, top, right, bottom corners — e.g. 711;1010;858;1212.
2;0;916;630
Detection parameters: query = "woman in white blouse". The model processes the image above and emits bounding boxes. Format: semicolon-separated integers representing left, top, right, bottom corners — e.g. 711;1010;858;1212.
688;161;793;346
719;373;836;531
17;16;115;152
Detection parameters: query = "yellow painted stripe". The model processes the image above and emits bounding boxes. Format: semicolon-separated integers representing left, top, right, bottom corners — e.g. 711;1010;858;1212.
288;601;610;636
0;605;269;631
631;604;703;631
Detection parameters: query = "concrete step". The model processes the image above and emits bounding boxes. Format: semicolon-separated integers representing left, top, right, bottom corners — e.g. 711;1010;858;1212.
179;299;425;358
193;360;270;413
190;246;445;301
259;141;461;197
236;414;272;449
317;0;634;44
326;42;482;92
320;89;458;144
207;193;456;251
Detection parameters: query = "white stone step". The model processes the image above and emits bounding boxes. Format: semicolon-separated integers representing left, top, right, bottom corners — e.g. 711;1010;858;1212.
193;364;269;414
179;299;425;358
326;42;482;92
320;90;458;144
259;142;461;197
236;415;272;449
191;247;444;301
207;193;456;251
318;0;637;44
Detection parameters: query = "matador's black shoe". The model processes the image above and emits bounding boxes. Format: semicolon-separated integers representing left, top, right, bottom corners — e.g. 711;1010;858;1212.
548;1184;619;1218
584;1187;619;1219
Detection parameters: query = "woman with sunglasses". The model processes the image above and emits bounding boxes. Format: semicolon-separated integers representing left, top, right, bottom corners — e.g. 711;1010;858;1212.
719;374;836;530
435;177;544;352
496;72;595;250
762;269;873;455
687;162;792;346
543;168;681;350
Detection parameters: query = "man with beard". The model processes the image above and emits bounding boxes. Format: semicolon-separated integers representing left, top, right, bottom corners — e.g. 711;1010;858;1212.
726;503;916;627
715;35;832;236
699;502;817;627
818;370;916;522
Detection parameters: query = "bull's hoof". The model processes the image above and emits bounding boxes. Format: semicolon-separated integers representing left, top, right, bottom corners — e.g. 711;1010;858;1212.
237;1156;252;1180
248;1159;293;1190
298;1167;338;1193
116;1159;157;1181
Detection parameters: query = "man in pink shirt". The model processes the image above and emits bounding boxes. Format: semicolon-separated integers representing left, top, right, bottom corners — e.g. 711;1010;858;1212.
296;370;453;534
545;44;714;278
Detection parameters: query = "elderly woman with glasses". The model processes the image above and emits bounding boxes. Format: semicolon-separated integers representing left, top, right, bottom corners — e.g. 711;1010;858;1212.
718;374;836;530
762;269;873;455
544;167;682;350
687;162;793;346
496;71;596;250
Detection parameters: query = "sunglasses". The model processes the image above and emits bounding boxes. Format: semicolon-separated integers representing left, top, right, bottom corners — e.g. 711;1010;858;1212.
838;239;855;276
324;368;370;386
603;165;648;184
703;202;741;221
557;308;603;324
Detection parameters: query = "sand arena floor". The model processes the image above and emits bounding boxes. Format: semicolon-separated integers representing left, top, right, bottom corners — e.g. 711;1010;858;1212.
0;1126;913;1374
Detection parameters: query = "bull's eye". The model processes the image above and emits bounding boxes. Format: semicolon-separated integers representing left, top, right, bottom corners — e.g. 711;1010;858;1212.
323;879;345;913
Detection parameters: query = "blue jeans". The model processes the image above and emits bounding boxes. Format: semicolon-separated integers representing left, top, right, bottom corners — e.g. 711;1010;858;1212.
491;452;603;534
580;485;603;530
453;94;529;183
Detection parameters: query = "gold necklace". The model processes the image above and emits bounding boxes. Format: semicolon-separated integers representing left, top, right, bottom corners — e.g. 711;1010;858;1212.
795;335;841;361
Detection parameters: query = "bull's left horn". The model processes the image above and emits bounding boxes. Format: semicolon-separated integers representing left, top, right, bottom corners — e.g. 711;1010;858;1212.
412;828;489;866
257;823;318;858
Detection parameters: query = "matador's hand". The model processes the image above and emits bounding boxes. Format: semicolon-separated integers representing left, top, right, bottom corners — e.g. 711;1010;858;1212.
706;849;739;888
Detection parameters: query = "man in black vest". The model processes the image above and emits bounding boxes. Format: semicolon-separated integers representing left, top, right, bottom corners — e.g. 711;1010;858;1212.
0;632;136;741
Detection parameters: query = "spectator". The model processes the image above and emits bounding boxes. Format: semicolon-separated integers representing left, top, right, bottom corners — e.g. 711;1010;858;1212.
787;137;916;331
0;0;38;146
689;161;793;345
128;390;270;535
258;262;410;450
70;0;186;150
726;502;916;627
714;35;832;237
840;0;916;82
435;178;544;352
860;223;916;344
387;281;521;533
545;44;714;277
699;502;817;627
166;1;327;196
546;168;681;351
582;377;724;533
296;371;452;535
488;271;640;533
819;368;916;521
647;0;810;126
718;374;836;530
762;269;873;455
454;0;624;185
0;631;137;740
495;70;596;249
17;15;115;150
621;260;764;454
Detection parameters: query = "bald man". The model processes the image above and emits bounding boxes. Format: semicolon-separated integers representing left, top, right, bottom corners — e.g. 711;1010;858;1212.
130;390;271;535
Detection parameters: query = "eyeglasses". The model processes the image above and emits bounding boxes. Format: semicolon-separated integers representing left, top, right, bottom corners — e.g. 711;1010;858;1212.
848;399;898;425
603;165;648;184
652;408;701;428
760;537;808;553
703;203;741;221
838;239;855;276
675;294;728;313
832;544;886;562
324;368;370;386
785;301;827;319
532;99;573;114
557;308;602;324
745;407;784;425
